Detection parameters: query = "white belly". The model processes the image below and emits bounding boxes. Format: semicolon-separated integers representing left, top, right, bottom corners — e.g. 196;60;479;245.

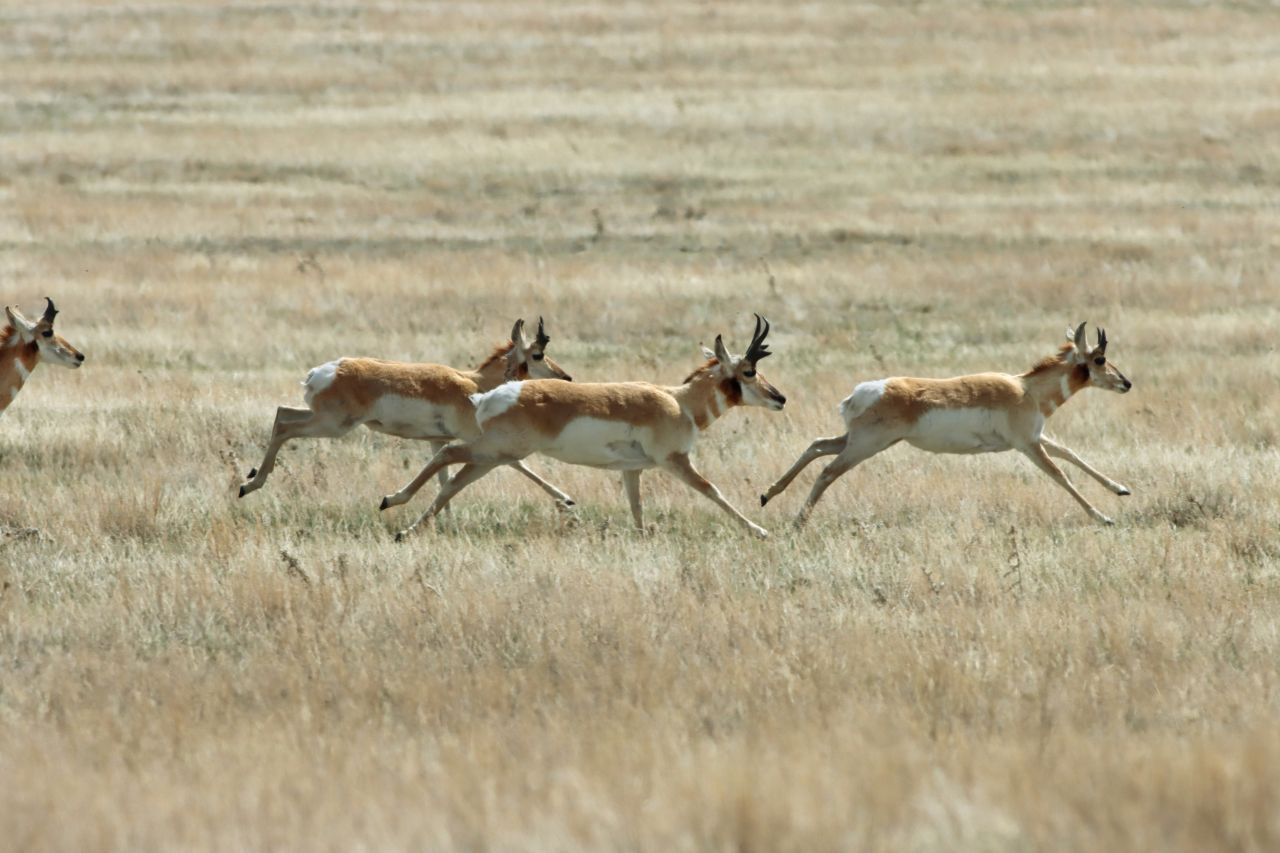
905;409;1013;454
362;395;462;440
542;418;657;470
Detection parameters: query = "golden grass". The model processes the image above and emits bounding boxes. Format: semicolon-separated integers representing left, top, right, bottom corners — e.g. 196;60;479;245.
2;1;1279;849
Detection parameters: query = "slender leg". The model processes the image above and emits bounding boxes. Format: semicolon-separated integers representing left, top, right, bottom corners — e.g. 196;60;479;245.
760;435;847;506
793;433;897;528
510;461;576;508
420;443;574;511
395;462;500;540
380;444;474;510
664;453;768;539
239;407;352;497
1040;435;1130;495
430;439;451;491
622;470;644;531
1020;442;1115;525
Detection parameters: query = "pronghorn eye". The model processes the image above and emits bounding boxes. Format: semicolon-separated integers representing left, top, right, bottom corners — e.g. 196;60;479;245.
742;369;756;379
531;353;544;361
1094;357;1105;366
41;330;52;338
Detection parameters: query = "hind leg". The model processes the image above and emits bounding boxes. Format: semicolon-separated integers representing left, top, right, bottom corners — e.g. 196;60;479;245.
395;461;503;540
509;461;575;509
760;435;846;507
793;432;898;528
380;443;476;510
239;407;352;497
430;440;451;491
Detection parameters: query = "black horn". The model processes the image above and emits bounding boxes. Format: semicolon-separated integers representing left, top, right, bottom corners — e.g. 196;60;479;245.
42;296;57;324
744;313;772;363
535;316;550;349
1096;327;1108;353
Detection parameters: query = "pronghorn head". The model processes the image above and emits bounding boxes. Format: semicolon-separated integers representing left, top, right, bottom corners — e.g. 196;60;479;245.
699;314;787;411
5;298;84;369
1066;321;1131;394
505;317;572;382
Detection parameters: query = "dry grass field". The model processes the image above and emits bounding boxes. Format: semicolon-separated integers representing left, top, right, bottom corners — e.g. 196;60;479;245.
2;1;1279;849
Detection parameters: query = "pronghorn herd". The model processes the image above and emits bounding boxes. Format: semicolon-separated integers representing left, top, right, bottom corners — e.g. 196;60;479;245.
4;300;1135;537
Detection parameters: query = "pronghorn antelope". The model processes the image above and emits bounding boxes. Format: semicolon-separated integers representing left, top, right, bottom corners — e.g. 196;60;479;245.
238;318;576;507
1;298;85;419
381;315;787;540
761;322;1133;526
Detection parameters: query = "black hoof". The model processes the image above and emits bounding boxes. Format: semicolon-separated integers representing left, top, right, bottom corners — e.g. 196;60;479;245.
564;499;576;507
1118;488;1131;496
760;494;770;507
379;497;389;511
238;485;247;498
247;467;257;479
394;530;407;543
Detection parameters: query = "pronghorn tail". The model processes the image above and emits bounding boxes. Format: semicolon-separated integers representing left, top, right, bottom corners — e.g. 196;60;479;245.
469;381;524;428
838;379;889;426
302;360;341;407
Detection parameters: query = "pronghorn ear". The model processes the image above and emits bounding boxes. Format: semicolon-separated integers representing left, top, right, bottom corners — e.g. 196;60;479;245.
509;319;530;354
505;319;529;379
1070;321;1088;358
5;306;35;340
712;334;732;367
700;343;716;361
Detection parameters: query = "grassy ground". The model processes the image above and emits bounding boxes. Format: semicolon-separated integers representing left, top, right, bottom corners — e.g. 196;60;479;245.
2;1;1278;849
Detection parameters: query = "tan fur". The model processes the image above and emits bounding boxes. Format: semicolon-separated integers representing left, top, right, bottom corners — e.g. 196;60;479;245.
487;381;684;437
873;374;1027;426
0;327;33;414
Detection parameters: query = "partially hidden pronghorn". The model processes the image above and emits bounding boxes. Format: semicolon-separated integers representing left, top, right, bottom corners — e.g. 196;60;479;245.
760;322;1133;526
381;315;787;540
1;298;85;419
238;318;576;507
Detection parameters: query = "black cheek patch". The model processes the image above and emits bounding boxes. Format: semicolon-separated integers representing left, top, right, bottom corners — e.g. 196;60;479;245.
1074;363;1090;384
720;378;743;405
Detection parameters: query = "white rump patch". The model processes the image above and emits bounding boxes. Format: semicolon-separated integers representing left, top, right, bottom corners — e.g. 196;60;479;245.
839;379;887;424
302;360;340;406
471;381;524;427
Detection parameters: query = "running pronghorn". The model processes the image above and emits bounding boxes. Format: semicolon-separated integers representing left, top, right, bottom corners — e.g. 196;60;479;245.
760;322;1133;526
1;298;85;419
238;318;576;508
381;315;787;540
